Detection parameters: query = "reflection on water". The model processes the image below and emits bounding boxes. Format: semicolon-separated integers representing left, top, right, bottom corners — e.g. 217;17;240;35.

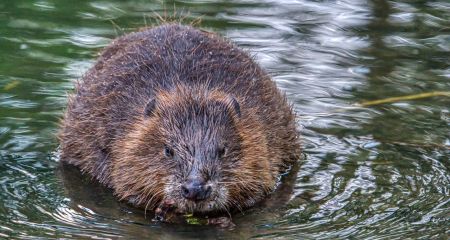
0;0;449;238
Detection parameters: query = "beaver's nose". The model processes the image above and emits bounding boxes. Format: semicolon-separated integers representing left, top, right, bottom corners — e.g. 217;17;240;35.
181;178;212;201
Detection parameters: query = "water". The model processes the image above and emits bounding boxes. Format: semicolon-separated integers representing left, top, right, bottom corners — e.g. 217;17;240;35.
0;0;449;239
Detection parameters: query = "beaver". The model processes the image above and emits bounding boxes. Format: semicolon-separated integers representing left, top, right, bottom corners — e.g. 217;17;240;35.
59;24;300;219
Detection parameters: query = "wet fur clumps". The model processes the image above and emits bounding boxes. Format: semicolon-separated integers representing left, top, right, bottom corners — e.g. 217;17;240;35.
59;24;301;215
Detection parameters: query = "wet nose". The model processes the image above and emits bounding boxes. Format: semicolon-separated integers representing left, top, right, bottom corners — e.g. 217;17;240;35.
181;178;212;201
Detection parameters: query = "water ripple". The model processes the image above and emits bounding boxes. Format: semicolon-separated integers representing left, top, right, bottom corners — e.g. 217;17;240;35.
0;0;448;239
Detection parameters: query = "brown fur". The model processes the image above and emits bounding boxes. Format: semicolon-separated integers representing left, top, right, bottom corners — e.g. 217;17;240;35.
59;24;300;214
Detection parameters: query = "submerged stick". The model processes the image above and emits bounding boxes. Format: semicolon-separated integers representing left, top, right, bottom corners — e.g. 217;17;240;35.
303;91;450;121
356;91;450;107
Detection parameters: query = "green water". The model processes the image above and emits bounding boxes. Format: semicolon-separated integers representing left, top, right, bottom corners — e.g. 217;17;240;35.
0;0;449;239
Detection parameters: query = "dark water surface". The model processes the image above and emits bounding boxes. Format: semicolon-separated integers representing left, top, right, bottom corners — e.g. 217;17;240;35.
0;0;449;239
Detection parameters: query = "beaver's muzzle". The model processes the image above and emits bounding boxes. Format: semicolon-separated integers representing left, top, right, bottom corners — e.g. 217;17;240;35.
181;177;212;202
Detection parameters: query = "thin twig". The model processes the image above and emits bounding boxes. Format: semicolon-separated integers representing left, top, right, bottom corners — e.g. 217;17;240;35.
355;91;450;107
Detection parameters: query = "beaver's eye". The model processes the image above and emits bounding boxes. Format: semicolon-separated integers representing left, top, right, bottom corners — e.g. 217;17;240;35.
218;147;226;158
164;146;174;157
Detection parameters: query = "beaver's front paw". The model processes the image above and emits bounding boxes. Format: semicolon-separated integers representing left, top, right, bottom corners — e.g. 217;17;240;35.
154;199;176;221
207;217;236;229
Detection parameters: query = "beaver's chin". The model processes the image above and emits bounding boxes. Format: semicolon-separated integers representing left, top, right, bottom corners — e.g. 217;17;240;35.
164;184;230;214
174;198;224;213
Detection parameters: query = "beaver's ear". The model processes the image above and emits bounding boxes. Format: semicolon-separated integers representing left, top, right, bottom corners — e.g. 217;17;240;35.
230;97;241;118
143;98;156;118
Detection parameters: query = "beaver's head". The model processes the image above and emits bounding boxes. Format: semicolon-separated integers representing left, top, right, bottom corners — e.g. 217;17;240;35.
111;85;276;214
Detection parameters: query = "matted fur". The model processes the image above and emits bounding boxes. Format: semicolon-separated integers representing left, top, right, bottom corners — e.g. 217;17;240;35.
59;24;300;214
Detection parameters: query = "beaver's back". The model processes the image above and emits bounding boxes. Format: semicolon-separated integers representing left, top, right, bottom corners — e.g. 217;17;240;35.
60;24;299;185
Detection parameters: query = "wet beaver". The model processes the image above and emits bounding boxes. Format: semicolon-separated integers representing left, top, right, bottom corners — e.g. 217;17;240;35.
59;24;300;219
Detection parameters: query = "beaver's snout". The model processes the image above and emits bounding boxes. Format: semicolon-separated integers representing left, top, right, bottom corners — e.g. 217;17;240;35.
181;177;212;202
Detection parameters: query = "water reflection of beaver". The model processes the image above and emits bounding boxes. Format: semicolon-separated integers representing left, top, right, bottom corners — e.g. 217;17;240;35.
59;24;300;225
